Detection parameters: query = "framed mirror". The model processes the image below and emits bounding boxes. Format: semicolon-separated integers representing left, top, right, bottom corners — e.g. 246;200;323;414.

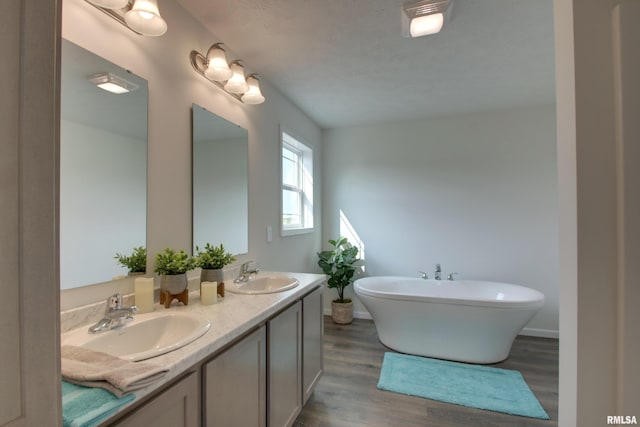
192;104;248;256
60;39;148;289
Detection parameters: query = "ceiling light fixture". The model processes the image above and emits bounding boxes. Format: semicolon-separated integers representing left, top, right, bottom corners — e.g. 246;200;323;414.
88;72;139;94
402;0;452;38
85;0;168;37
190;45;266;105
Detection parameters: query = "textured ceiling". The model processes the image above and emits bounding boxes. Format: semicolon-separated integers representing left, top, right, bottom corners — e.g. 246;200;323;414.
177;0;555;129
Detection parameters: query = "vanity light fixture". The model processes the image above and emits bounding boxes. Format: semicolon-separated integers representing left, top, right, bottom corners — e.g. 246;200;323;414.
401;0;452;38
190;45;266;105
241;75;266;105
89;72;139;94
204;44;233;81
88;0;129;7
85;0;168;37
224;61;249;94
125;0;167;36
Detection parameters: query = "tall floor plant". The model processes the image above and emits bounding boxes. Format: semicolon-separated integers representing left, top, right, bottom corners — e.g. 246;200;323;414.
317;237;360;324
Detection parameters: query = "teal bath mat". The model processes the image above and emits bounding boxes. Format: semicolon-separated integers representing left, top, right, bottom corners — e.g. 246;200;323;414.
377;352;549;420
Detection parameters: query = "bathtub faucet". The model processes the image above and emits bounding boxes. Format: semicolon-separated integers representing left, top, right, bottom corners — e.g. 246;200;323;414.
435;264;442;280
418;271;429;279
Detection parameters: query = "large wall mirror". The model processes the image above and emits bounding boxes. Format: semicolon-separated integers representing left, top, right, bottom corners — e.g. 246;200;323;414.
60;39;148;289
192;104;248;256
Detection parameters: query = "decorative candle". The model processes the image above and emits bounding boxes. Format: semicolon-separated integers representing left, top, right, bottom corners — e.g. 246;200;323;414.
134;277;155;313
201;281;218;305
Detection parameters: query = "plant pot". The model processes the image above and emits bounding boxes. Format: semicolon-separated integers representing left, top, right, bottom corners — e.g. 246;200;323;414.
160;273;188;294
201;268;225;297
200;268;224;284
331;300;353;324
127;271;145;277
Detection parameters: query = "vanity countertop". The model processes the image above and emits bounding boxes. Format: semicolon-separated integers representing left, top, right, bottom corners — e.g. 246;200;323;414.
61;271;326;425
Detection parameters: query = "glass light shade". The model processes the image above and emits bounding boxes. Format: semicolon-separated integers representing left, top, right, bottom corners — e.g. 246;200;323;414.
410;13;444;37
88;0;129;8
125;0;168;36
204;46;233;81
241;76;265;104
224;63;249;94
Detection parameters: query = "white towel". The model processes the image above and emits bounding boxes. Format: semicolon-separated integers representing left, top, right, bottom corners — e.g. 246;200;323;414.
61;345;169;397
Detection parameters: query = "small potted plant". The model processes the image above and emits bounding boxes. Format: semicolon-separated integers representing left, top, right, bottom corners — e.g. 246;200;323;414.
317;237;360;324
114;246;146;275
195;243;236;296
155;248;195;306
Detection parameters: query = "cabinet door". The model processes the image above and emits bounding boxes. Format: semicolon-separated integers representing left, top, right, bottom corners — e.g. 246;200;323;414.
204;325;267;427
113;371;199;427
269;301;302;427
302;286;324;403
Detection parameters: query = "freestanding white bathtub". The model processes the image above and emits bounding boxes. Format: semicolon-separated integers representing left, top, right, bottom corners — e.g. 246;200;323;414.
354;276;545;364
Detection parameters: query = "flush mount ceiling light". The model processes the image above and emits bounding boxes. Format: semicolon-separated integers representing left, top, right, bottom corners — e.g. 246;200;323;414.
85;0;167;37
89;72;139;94
190;45;266;105
402;0;452;38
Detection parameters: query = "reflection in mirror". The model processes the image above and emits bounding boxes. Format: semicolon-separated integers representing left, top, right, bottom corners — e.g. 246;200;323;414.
192;104;248;256
60;39;148;289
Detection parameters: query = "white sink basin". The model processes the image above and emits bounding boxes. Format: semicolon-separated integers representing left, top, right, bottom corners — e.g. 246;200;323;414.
226;276;299;295
62;311;210;361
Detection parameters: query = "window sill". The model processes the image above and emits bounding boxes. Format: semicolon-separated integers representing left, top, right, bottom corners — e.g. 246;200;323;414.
281;227;314;237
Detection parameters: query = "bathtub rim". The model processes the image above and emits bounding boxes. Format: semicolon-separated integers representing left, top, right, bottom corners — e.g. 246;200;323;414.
354;276;545;309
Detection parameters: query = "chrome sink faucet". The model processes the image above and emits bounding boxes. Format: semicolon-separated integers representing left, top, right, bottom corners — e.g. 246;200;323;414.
88;293;138;334
435;264;442;280
234;260;260;283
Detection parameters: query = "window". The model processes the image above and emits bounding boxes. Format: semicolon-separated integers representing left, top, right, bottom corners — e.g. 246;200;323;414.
281;129;313;236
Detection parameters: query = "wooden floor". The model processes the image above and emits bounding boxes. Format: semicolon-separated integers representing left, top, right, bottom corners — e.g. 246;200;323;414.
294;317;558;427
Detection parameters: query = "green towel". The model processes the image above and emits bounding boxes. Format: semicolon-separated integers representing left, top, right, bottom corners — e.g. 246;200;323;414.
62;381;135;427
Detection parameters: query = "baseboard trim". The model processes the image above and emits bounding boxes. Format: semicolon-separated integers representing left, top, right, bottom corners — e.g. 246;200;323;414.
520;327;559;339
323;308;372;320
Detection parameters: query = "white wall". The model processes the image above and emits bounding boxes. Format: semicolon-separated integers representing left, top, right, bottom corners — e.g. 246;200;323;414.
61;0;322;309
556;0;640;423
60;120;146;288
193;136;248;255
322;105;559;336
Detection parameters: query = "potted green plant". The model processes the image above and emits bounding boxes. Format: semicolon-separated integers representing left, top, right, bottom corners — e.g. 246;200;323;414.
317;237;360;324
195;243;236;296
154;248;195;301
114;246;146;275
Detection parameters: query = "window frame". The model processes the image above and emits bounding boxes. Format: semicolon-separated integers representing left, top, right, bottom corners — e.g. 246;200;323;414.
280;128;314;236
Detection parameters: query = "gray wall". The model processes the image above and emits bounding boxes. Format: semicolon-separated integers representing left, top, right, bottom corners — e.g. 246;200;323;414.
322;105;559;336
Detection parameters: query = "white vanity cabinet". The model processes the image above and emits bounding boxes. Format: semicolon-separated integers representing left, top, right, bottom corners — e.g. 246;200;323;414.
268;301;303;427
302;285;324;404
203;325;267;427
104;283;324;427
112;371;199;427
